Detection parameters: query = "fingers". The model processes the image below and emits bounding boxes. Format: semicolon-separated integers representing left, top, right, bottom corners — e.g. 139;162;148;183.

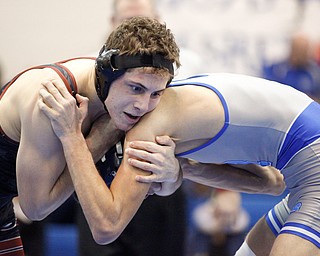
126;147;160;165
155;135;175;147
38;93;55;117
41;80;78;107
41;80;71;99
129;135;176;152
126;137;176;165
40;80;69;109
127;157;155;172
127;137;179;183
41;80;64;104
135;173;158;183
128;140;161;153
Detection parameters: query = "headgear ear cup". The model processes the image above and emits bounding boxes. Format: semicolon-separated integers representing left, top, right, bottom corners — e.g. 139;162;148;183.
95;47;125;102
95;45;174;103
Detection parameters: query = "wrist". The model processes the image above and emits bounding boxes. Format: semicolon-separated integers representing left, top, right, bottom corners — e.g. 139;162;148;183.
59;132;85;148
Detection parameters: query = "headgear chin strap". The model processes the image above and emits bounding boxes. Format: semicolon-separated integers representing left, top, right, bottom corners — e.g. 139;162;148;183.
95;45;174;103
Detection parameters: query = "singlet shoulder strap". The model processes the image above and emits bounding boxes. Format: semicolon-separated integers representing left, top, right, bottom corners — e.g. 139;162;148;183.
53;56;96;97
0;57;95;100
44;64;77;97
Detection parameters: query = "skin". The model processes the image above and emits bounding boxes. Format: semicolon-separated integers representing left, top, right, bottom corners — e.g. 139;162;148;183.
0;58;175;222
110;0;248;243
38;79;286;245
243;216;320;256
38;70;179;244
104;69;167;132
246;217;276;256
0;59;108;220
124;85;319;255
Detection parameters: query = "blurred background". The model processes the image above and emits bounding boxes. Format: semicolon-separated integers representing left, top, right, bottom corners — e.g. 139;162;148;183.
1;0;320;83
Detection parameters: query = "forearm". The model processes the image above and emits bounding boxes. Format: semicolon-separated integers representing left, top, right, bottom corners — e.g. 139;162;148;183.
60;133;148;244
45;167;74;212
19;166;75;221
61;134;114;232
183;163;259;192
37;120;123;219
182;161;285;195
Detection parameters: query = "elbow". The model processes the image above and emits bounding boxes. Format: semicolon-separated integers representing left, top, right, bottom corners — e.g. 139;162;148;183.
266;174;286;196
19;201;49;221
88;211;125;245
84;201;130;244
90;222;123;245
92;231;121;245
269;183;286;196
22;207;47;221
262;180;286;196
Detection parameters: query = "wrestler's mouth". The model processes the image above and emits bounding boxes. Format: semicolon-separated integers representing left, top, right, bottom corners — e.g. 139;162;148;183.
124;112;141;123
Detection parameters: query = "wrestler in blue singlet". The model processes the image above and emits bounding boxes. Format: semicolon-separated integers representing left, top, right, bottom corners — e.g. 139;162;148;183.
170;73;320;248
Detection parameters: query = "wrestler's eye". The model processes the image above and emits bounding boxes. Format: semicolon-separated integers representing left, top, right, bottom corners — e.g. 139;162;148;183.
131;85;144;93
151;90;164;99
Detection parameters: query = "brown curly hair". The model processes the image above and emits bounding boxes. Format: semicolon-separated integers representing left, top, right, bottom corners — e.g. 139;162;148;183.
105;16;180;76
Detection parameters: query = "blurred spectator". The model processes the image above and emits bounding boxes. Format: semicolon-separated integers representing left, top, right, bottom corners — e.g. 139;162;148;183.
107;0;203;79
262;33;320;102
184;182;248;256
192;189;249;256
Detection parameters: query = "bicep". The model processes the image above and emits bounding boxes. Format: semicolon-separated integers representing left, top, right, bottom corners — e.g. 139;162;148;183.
17;105;66;202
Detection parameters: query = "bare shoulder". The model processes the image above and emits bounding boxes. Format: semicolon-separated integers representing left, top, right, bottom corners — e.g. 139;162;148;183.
0;68;61;141
126;85;223;141
166;85;225;139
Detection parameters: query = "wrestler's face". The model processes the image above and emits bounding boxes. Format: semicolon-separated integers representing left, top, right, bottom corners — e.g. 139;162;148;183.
104;68;168;131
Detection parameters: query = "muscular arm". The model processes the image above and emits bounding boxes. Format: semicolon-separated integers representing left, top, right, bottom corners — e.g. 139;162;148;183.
18;109;121;221
15;72;122;221
59;132;151;244
120;87;285;196
125;137;183;196
181;159;285;196
16;76;73;220
127;142;284;196
37;81;178;244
